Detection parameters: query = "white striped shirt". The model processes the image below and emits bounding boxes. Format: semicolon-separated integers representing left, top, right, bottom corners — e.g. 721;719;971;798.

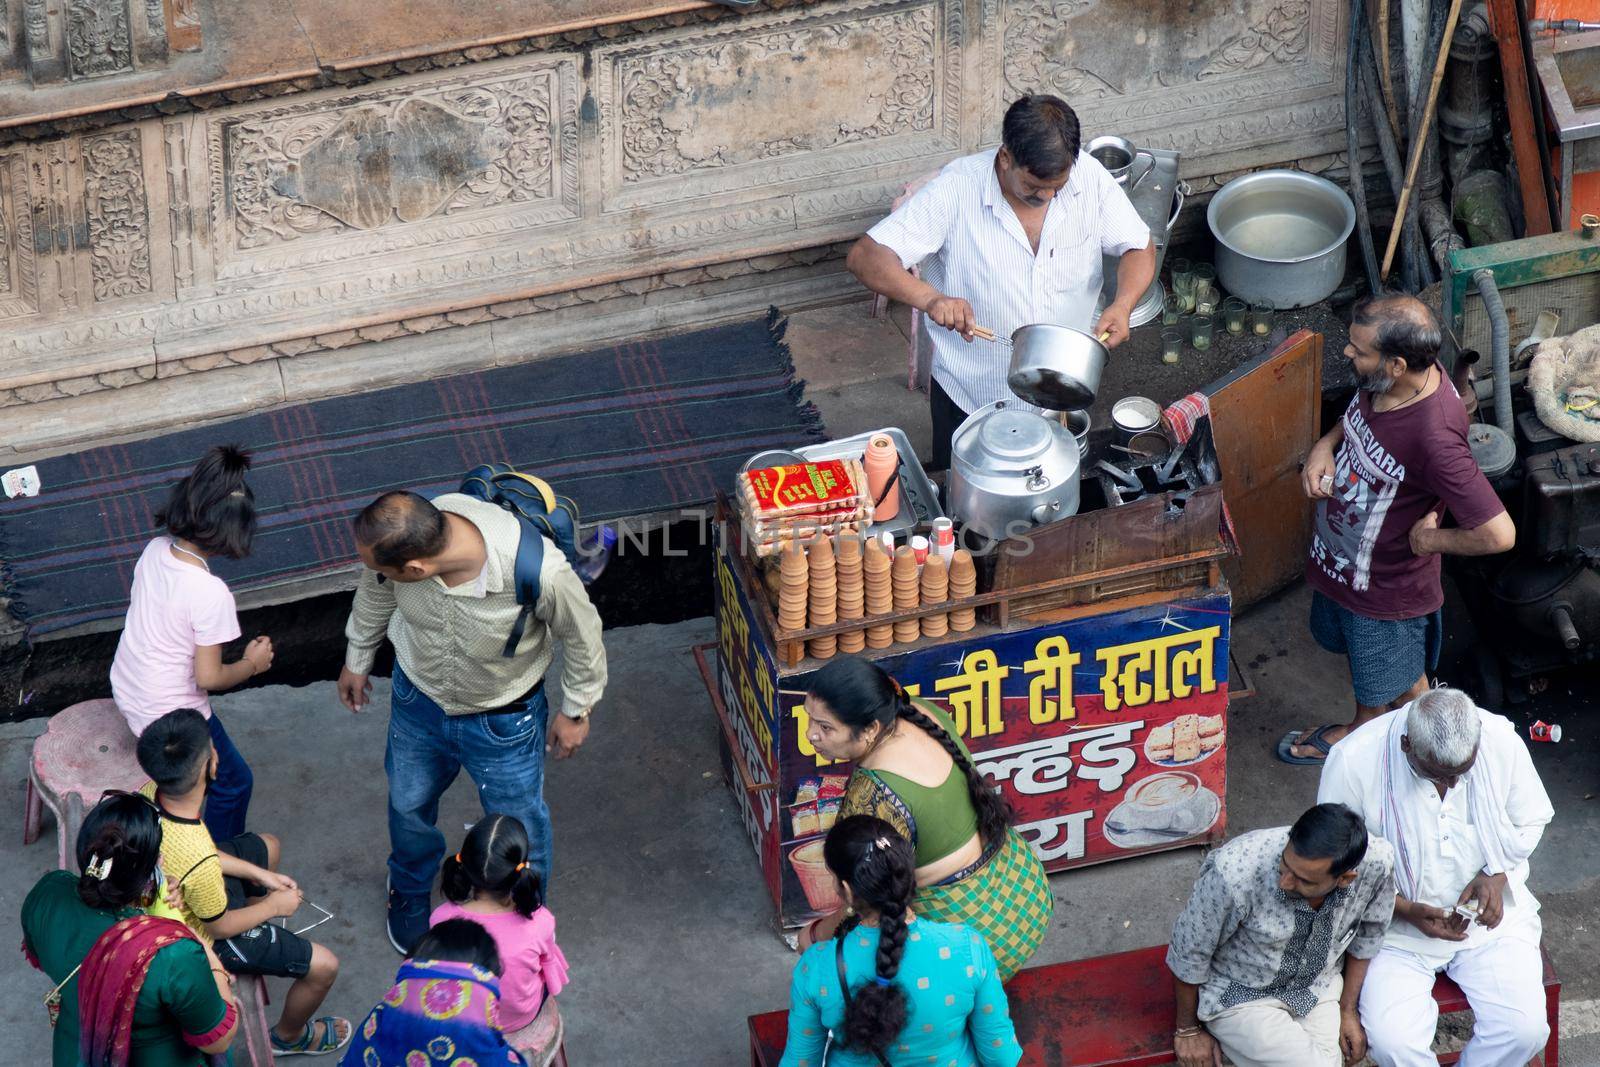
868;148;1150;414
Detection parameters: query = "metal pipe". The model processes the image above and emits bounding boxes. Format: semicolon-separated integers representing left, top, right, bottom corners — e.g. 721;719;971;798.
1348;0;1382;294
1474;269;1513;436
1402;0;1429;108
1419;198;1464;272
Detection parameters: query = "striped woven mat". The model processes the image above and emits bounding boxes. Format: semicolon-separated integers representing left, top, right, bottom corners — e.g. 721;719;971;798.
0;310;822;637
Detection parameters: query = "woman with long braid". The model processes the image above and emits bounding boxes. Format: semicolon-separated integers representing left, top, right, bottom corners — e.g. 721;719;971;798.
780;817;1020;1067
798;657;1052;980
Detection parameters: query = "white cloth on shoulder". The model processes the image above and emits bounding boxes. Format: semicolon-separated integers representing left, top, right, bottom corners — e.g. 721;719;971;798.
1375;707;1539;901
1318;704;1552;965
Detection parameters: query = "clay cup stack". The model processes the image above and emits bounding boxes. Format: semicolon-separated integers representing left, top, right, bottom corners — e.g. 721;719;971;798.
891;546;921;644
919;553;949;638
863;538;894;648
779;542;809;659
948;549;977;632
835;533;865;653
806;535;838;660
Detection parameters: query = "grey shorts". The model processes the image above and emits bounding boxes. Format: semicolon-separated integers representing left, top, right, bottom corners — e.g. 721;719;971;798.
1310;591;1441;708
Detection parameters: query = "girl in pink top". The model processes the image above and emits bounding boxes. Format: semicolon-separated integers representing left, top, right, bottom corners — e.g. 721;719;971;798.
432;814;570;1051
109;445;274;843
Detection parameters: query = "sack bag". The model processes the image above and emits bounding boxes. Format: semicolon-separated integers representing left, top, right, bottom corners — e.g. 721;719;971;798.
459;464;582;658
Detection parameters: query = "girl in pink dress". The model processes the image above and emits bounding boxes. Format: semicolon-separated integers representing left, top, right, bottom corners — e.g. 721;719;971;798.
431;815;570;1060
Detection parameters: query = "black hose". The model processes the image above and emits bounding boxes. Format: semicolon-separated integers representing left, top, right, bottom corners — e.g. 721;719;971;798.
1362;44;1425;289
1396;0;1451;289
1347;0;1382;294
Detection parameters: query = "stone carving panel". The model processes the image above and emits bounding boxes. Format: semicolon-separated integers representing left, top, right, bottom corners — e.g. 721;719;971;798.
81;129;152;301
215;59;579;266
0;152;40;319
596;0;964;210
984;0;1342;163
67;0;134;80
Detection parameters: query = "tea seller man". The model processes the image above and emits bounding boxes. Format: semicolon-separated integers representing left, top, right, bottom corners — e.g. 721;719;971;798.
846;93;1155;469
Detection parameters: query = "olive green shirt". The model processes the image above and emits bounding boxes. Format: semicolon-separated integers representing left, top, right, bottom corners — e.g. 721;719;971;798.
343;494;608;716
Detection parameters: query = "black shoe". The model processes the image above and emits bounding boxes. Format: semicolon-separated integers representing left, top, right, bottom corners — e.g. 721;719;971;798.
386;882;430;955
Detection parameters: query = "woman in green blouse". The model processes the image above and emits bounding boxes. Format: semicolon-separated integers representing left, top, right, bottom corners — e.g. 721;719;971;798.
799;657;1052;980
22;792;237;1067
780;817;1021;1067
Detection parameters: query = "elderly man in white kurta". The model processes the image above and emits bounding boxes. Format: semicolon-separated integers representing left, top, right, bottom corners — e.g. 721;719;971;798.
1317;686;1553;1067
846;93;1155;470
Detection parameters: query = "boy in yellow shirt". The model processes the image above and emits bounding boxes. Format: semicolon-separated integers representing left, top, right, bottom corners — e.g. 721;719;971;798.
137;708;351;1057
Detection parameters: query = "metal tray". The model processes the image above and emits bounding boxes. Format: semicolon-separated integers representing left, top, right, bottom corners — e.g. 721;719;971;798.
794;427;944;539
740;427;943;540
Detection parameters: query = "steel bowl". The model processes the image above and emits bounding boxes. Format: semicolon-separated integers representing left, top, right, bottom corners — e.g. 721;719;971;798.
1111;396;1161;443
1207;169;1354;309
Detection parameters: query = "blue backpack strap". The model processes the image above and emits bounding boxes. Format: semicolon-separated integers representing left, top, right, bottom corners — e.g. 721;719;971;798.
502;516;545;658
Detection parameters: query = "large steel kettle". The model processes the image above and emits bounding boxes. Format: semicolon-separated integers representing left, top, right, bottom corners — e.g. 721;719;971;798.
948;400;1081;541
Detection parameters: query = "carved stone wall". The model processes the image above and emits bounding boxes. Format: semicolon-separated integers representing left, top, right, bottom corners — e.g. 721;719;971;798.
4;0;196;87
0;0;1351;458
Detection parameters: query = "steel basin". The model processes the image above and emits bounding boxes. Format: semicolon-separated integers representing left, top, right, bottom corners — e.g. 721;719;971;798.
1207;169;1354;309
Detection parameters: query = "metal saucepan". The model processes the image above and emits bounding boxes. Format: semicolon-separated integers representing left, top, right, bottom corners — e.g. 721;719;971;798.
971;323;1112;410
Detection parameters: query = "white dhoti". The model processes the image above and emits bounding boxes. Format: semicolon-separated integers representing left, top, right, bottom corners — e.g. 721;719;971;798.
1205;987;1343;1067
1360;925;1549;1067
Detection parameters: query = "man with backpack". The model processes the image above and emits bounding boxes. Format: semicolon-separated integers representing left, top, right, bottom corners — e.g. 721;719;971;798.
337;488;607;954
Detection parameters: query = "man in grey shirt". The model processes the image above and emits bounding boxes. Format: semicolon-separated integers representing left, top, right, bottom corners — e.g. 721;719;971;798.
1167;803;1395;1067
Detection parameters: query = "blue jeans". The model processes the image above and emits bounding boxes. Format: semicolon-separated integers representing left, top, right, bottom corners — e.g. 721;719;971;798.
384;664;551;898
204;712;253;843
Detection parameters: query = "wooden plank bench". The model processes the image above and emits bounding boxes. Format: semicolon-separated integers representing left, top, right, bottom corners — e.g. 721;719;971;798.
747;943;1561;1066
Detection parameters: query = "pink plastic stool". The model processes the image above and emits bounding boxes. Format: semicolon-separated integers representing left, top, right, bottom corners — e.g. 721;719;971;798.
232;974;278;1067
506;996;569;1067
23;699;150;870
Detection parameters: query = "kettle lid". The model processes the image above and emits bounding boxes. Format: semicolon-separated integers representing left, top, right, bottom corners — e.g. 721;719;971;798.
953;402;1058;467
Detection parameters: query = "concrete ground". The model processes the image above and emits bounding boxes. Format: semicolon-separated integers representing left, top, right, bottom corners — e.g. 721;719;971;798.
2;299;1598;1064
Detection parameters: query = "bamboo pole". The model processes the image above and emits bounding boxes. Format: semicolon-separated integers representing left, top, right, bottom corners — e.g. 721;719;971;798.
1380;0;1465;281
1376;0;1402;142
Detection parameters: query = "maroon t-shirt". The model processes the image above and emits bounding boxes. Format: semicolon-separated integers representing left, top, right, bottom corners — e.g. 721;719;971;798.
1306;376;1505;620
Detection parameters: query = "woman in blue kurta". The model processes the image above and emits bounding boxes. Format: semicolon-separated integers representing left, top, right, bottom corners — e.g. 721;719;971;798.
780;817;1021;1067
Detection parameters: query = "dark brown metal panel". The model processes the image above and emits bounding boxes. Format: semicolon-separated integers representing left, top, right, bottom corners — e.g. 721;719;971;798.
1207;328;1323;609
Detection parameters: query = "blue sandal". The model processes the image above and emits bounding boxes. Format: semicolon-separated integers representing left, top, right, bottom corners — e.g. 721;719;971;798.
1275;724;1341;766
271;1016;352;1058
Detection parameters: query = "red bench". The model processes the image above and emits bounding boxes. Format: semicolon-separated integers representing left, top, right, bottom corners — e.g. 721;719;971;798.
748;943;1561;1066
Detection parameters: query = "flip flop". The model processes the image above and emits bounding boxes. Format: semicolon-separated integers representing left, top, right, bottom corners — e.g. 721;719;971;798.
1275;724;1341;766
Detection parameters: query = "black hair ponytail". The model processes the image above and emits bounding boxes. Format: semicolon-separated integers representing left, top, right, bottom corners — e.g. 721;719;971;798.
154;444;257;559
895;696;1012;849
76;793;163;911
807;656;1013;850
824;816;914;1058
441;814;544;918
